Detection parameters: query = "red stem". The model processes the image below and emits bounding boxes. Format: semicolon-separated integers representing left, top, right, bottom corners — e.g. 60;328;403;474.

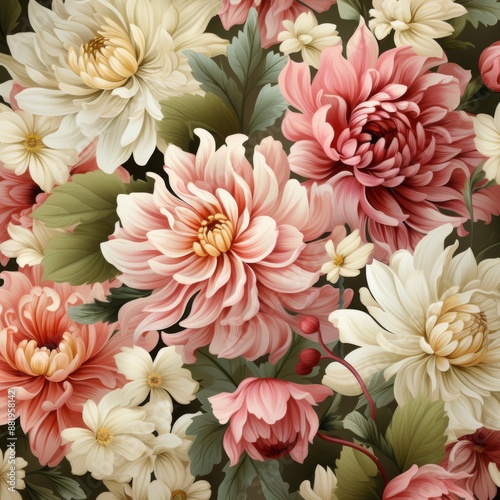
317;328;377;420
317;432;389;486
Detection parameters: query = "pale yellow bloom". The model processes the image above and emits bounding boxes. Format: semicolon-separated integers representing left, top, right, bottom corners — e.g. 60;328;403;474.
299;465;338;500
278;12;340;68
369;0;467;57
474;102;500;184
0;449;27;500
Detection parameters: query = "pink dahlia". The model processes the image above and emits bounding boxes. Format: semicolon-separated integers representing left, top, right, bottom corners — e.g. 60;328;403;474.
383;464;473;500
279;20;500;260
442;428;500;500
219;0;336;48
101;130;342;363
209;377;332;464
0;266;152;466
479;42;500;92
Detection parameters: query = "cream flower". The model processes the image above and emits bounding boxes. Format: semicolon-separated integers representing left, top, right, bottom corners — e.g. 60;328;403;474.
278;12;340;68
299;465;338;500
474;102;500;184
115;345;199;406
0;221;62;267
324;224;500;438
369;0;467;57
61;393;155;480
321;228;374;284
0;0;227;172
0;104;77;192
162;467;211;500
0;449;27;500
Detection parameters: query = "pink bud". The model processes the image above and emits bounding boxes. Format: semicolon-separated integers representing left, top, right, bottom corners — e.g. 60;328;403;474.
300;316;320;335
295;362;313;376
479;41;500;92
299;348;322;367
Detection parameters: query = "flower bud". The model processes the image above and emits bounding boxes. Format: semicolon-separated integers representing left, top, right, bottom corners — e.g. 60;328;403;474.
300;316;320;335
479;41;500;92
299;348;322;367
295;361;313;376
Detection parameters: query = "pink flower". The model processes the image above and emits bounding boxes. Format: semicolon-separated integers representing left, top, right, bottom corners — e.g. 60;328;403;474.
219;0;336;48
383;464;473;500
209;377;332;464
479;42;500;92
102;130;342;362
0;266;153;466
442;428;500;500
279;19;500;260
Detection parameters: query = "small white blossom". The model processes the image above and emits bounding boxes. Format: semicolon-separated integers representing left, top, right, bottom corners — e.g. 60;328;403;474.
0;449;27;500
474;102;500;184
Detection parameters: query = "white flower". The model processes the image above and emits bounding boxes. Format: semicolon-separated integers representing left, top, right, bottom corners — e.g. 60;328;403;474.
321;228;374;284
143;400;174;435
0;221;62;267
98;481;133;500
277;12;340;68
0;0;227;172
369;0;467;57
61;393;155;480
0;104;77;192
323;224;500;438
115;345;198;406
162;467;211;500
0;449;27;500
299;465;338;500
474;102;500;184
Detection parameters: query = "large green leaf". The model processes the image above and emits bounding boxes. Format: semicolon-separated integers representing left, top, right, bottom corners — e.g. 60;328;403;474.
335;446;382;500
38;468;86;500
252;460;295;500
187;412;227;476
68;285;153;324
337;0;363;20
41;221;119;285
159;93;240;151
248;84;288;135
385;397;448;472
455;0;500;27
218;454;256;500
256;50;287;87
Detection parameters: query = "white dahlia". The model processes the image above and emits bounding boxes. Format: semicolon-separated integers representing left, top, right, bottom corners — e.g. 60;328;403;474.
0;0;227;172
324;224;500;439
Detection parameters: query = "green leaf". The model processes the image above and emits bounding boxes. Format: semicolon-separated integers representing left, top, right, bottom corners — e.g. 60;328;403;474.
41;221;119;285
455;0;500;28
227;9;262;87
38;469;86;500
458;76;484;111
256;50;287;87
0;0;21;47
337;0;363;20
125;175;156;194
25;481;61;500
385;397;448;472
187;412;227;476
248;84;288;135
68;285;153;324
343;411;395;461
335;446;382;500
31;171;130;228
185;50;242;115
355;371;395;414
440;38;474;50
218;454;257;500
252;460;295;500
159;93;240;151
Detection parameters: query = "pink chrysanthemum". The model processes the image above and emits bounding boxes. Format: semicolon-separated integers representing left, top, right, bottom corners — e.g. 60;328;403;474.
0;266;152;466
219;0;336;48
279;19;500;260
209;377;332;465
443;428;500;500
101;130;344;362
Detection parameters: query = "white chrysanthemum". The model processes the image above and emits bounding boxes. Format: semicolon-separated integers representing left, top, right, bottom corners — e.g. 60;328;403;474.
369;0;467;57
324;224;500;438
61;393;155;480
0;449;27;500
321;229;374;284
277;12;340;68
115;345;198;406
0;104;77;191
474;102;500;185
0;221;62;267
0;0;227;172
299;465;338;500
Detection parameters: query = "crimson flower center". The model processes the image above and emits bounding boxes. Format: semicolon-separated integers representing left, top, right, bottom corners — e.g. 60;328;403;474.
193;213;234;258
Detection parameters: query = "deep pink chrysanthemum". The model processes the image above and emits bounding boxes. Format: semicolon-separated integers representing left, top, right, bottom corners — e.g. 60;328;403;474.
383;464;473;500
101;130;344;362
0;266;152;466
279;19;500;260
219;0;336;48
209;377;332;464
442;428;500;500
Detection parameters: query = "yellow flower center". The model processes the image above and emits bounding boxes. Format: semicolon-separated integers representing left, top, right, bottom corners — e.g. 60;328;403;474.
333;254;344;266
23;133;44;153
17;333;79;377
193;213;234;258
67;21;145;90
147;372;162;388
420;290;489;372
171;490;187;500
96;427;113;446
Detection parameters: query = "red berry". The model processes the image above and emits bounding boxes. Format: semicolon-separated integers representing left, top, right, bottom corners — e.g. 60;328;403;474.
300;316;320;335
299;348;321;367
295;361;313;376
